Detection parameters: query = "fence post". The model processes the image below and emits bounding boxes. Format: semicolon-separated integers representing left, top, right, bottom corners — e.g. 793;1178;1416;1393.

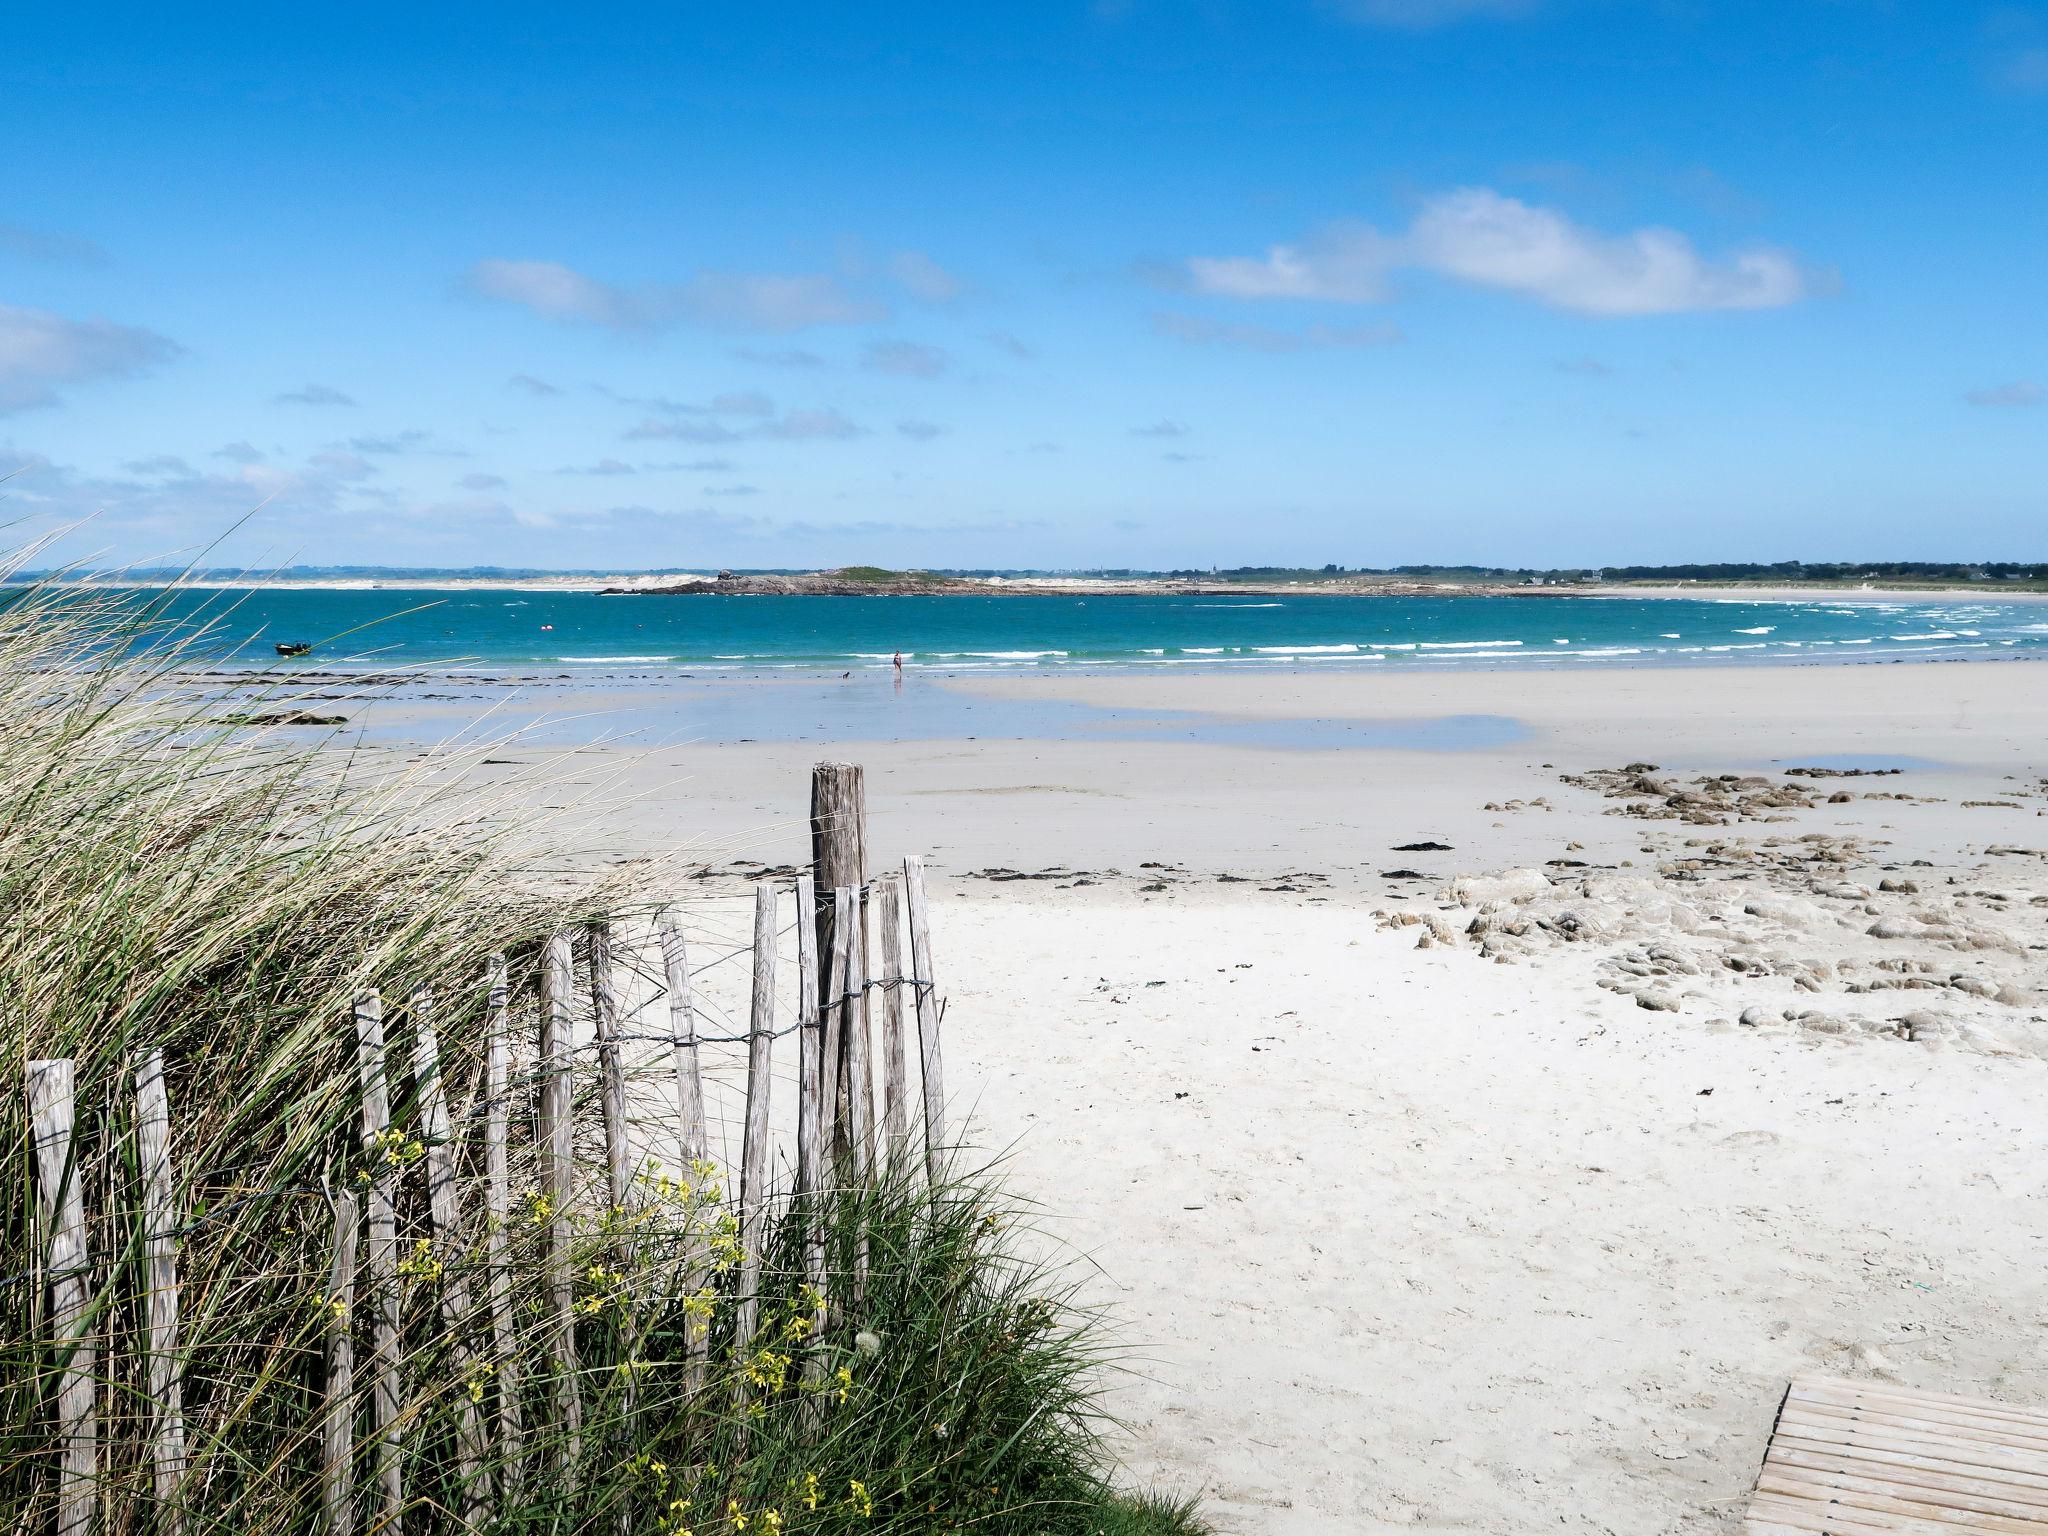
539;934;583;1469
904;856;947;1184
27;1059;95;1536
408;985;487;1524
351;992;404;1536
842;887;873;1184
323;1191;360;1536
820;887;853;1193
585;922;635;1235
874;873;910;1167
793;872;826;1370
481;953;524;1501
653;913;711;1398
810;763;866;1177
657;910;706;1166
133;1048;187;1533
733;884;777;1366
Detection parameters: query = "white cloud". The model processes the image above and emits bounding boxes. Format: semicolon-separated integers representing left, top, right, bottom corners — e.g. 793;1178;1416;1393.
1151;311;1402;351
983;330;1035;360
862;340;950;378
683;272;881;331
1132;419;1189;438
888;250;964;303
274;382;356;407
0;302;181;412
1187;188;1813;316
623;406;863;443
733;347;825;368
1965;380;2041;407
470;260;636;327
0;224;106;265
897;419;946;441
508;373;562;395
470;259;884;333
1325;0;1536;25
554;458;639;476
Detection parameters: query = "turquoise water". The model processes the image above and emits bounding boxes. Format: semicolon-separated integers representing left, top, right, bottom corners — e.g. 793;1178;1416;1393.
148;587;2048;673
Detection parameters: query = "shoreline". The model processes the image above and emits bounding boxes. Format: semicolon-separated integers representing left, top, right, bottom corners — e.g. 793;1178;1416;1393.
28;574;2048;602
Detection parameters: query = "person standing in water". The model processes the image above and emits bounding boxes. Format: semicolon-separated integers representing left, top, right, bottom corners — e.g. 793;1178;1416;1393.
892;650;903;672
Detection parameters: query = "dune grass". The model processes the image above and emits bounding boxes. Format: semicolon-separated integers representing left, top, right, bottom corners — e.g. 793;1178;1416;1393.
0;551;1201;1536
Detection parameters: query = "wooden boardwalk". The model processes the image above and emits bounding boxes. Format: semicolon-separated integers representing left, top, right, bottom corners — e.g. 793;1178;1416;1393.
1745;1375;2048;1534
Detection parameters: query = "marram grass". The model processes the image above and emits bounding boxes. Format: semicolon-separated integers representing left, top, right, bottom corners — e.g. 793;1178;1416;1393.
0;552;1202;1536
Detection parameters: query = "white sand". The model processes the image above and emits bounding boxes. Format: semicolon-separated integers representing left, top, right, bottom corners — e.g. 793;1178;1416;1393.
378;657;2048;1533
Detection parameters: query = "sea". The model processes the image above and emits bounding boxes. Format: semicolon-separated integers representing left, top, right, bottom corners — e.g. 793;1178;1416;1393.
149;587;2048;675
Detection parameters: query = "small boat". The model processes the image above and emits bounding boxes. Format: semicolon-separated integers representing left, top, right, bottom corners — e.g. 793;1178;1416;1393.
275;642;312;657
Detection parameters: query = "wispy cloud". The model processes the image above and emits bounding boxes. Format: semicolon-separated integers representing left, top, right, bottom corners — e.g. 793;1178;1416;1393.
983;330;1036;360
1187;187;1814;316
888;250;964;304
0;302;181;413
0;223;106;265
1151;311;1402;351
1132;419;1188;438
733;347;826;368
212;440;265;464
554;458;640;475
468;258;885;333
624;406;863;443
862;339;950;378
1555;356;1614;377
347;429;466;456
274;382;357;407
461;472;509;490
508;373;561;396
1322;0;1537;27
897;419;946;441
1965;380;2041;407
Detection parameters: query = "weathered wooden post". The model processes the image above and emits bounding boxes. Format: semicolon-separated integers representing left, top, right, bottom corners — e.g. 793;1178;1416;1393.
820;887;853;1192
323;1191;361;1536
27;1058;95;1536
586;922;635;1231
874;873;911;1166
408;986;486;1522
657;909;706;1166
481;953;524;1500
351;992;404;1536
810;762;866;1170
733;884;777;1364
133;1048;187;1534
842;886;873;1183
904;856;947;1184
539;935;583;1468
793;871;828;1396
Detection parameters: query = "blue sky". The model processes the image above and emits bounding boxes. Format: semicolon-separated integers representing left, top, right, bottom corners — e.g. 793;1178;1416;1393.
3;1;2044;570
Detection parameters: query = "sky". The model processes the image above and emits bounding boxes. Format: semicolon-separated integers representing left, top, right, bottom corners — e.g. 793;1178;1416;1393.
2;0;2044;571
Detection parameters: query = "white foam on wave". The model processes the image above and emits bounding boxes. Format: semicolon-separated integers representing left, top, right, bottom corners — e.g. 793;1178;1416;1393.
1181;647;1227;654
1418;639;1523;650
562;655;673;664
964;650;1068;659
1659;632;1681;639
1733;626;1775;635
1890;632;1957;641
1254;643;1359;655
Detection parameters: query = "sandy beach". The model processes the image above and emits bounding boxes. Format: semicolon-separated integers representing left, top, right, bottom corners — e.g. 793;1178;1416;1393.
350;656;2048;1533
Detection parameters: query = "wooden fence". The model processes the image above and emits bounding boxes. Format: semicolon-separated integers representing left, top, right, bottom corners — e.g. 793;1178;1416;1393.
14;762;947;1535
